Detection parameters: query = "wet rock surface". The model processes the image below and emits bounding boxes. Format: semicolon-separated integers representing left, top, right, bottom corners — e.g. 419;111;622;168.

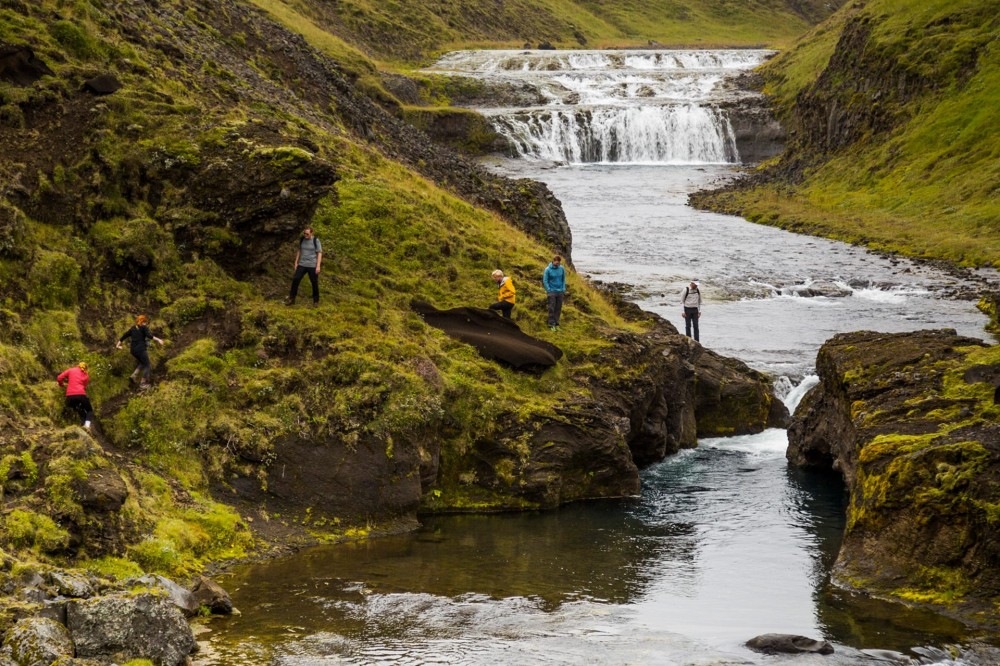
787;329;1000;624
746;633;834;655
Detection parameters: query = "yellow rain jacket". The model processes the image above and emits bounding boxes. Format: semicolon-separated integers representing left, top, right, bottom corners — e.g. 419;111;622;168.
497;276;516;304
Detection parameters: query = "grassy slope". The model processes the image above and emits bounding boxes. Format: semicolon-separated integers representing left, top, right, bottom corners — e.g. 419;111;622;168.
706;0;1000;266
250;0;834;67
0;0;644;578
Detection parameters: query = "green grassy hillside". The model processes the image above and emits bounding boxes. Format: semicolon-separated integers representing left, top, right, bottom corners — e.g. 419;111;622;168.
0;0;809;587
695;0;1000;267
249;0;842;65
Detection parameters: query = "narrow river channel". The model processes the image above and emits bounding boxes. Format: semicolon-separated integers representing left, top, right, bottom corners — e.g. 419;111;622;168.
195;51;999;665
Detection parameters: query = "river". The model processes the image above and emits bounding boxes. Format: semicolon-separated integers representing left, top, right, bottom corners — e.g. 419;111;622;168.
194;50;999;665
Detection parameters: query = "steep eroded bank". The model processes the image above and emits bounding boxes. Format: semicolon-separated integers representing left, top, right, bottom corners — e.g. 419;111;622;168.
788;330;1000;626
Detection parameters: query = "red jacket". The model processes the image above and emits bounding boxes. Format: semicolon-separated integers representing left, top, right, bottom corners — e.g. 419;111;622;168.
57;367;89;396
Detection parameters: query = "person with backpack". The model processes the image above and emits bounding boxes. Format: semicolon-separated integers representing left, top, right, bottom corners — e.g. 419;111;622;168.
542;254;566;331
116;314;165;388
57;361;94;431
489;269;516;319
286;226;323;306
681;280;702;342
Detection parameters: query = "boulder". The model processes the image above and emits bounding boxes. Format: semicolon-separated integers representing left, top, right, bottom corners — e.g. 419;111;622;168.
787;329;1000;622
2;617;74;666
47;571;93;599
190;576;233;615
66;592;196;665
746;633;834;655
128;575;199;617
81;74;121;95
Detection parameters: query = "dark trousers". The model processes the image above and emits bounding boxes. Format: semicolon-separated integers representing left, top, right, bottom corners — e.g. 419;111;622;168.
66;395;94;425
684;307;700;341
546;292;564;327
290;266;319;303
131;348;151;380
489;300;514;319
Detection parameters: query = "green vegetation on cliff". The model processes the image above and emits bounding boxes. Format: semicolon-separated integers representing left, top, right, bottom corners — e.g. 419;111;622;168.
695;0;1000;267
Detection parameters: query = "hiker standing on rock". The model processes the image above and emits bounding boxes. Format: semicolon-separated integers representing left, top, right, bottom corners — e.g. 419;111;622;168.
681;280;702;342
286;226;322;306
57;361;94;431
542;254;566;331
116;314;165;389
489;269;516;319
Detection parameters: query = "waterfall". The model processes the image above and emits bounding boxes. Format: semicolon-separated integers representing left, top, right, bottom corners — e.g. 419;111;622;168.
424;49;775;165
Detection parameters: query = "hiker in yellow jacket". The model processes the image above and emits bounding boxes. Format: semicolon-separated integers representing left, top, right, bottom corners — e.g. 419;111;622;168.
489;269;516;319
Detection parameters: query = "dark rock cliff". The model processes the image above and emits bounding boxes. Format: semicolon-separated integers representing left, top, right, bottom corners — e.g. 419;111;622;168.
787;329;1000;625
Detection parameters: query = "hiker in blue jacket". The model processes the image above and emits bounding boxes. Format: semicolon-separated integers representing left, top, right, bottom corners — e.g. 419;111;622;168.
542;255;567;331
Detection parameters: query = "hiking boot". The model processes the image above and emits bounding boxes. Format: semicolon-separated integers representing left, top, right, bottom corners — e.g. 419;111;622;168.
549;326;557;331
310;301;319;308
139;381;151;390
284;297;295;306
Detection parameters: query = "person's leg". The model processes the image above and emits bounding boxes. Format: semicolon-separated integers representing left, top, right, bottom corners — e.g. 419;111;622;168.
547;293;557;327
289;266;308;303
80;397;95;429
684;309;692;337
503;302;514;319
66;396;87;426
692;311;700;342
136;350;152;384
489;301;505;315
307;267;319;303
552;293;564;327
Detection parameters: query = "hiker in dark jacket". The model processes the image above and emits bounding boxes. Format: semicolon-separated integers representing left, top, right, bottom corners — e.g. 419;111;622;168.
57;361;94;431
116;314;165;388
287;226;323;306
542;255;566;331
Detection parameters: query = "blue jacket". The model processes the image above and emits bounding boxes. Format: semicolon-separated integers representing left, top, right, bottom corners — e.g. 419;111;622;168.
543;263;566;293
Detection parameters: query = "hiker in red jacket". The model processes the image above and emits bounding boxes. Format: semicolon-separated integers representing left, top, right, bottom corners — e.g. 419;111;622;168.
57;361;94;431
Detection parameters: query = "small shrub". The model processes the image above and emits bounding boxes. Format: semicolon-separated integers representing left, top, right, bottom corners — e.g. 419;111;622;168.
3;509;70;553
27;251;81;309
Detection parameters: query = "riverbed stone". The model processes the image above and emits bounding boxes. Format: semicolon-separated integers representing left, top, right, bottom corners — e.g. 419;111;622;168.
787;329;1000;624
66;592;196;665
746;633;834;655
190;576;233;615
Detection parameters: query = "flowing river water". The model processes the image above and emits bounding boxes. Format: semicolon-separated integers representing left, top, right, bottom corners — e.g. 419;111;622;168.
195;51;1000;665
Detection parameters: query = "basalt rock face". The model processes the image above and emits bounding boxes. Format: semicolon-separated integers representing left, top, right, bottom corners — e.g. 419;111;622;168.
787;329;1000;624
233;303;788;518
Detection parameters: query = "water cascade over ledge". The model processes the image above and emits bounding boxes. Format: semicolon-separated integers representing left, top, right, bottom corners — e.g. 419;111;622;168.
423;49;777;164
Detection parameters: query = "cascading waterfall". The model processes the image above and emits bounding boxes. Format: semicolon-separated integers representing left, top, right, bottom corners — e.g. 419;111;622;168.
423;49;775;165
